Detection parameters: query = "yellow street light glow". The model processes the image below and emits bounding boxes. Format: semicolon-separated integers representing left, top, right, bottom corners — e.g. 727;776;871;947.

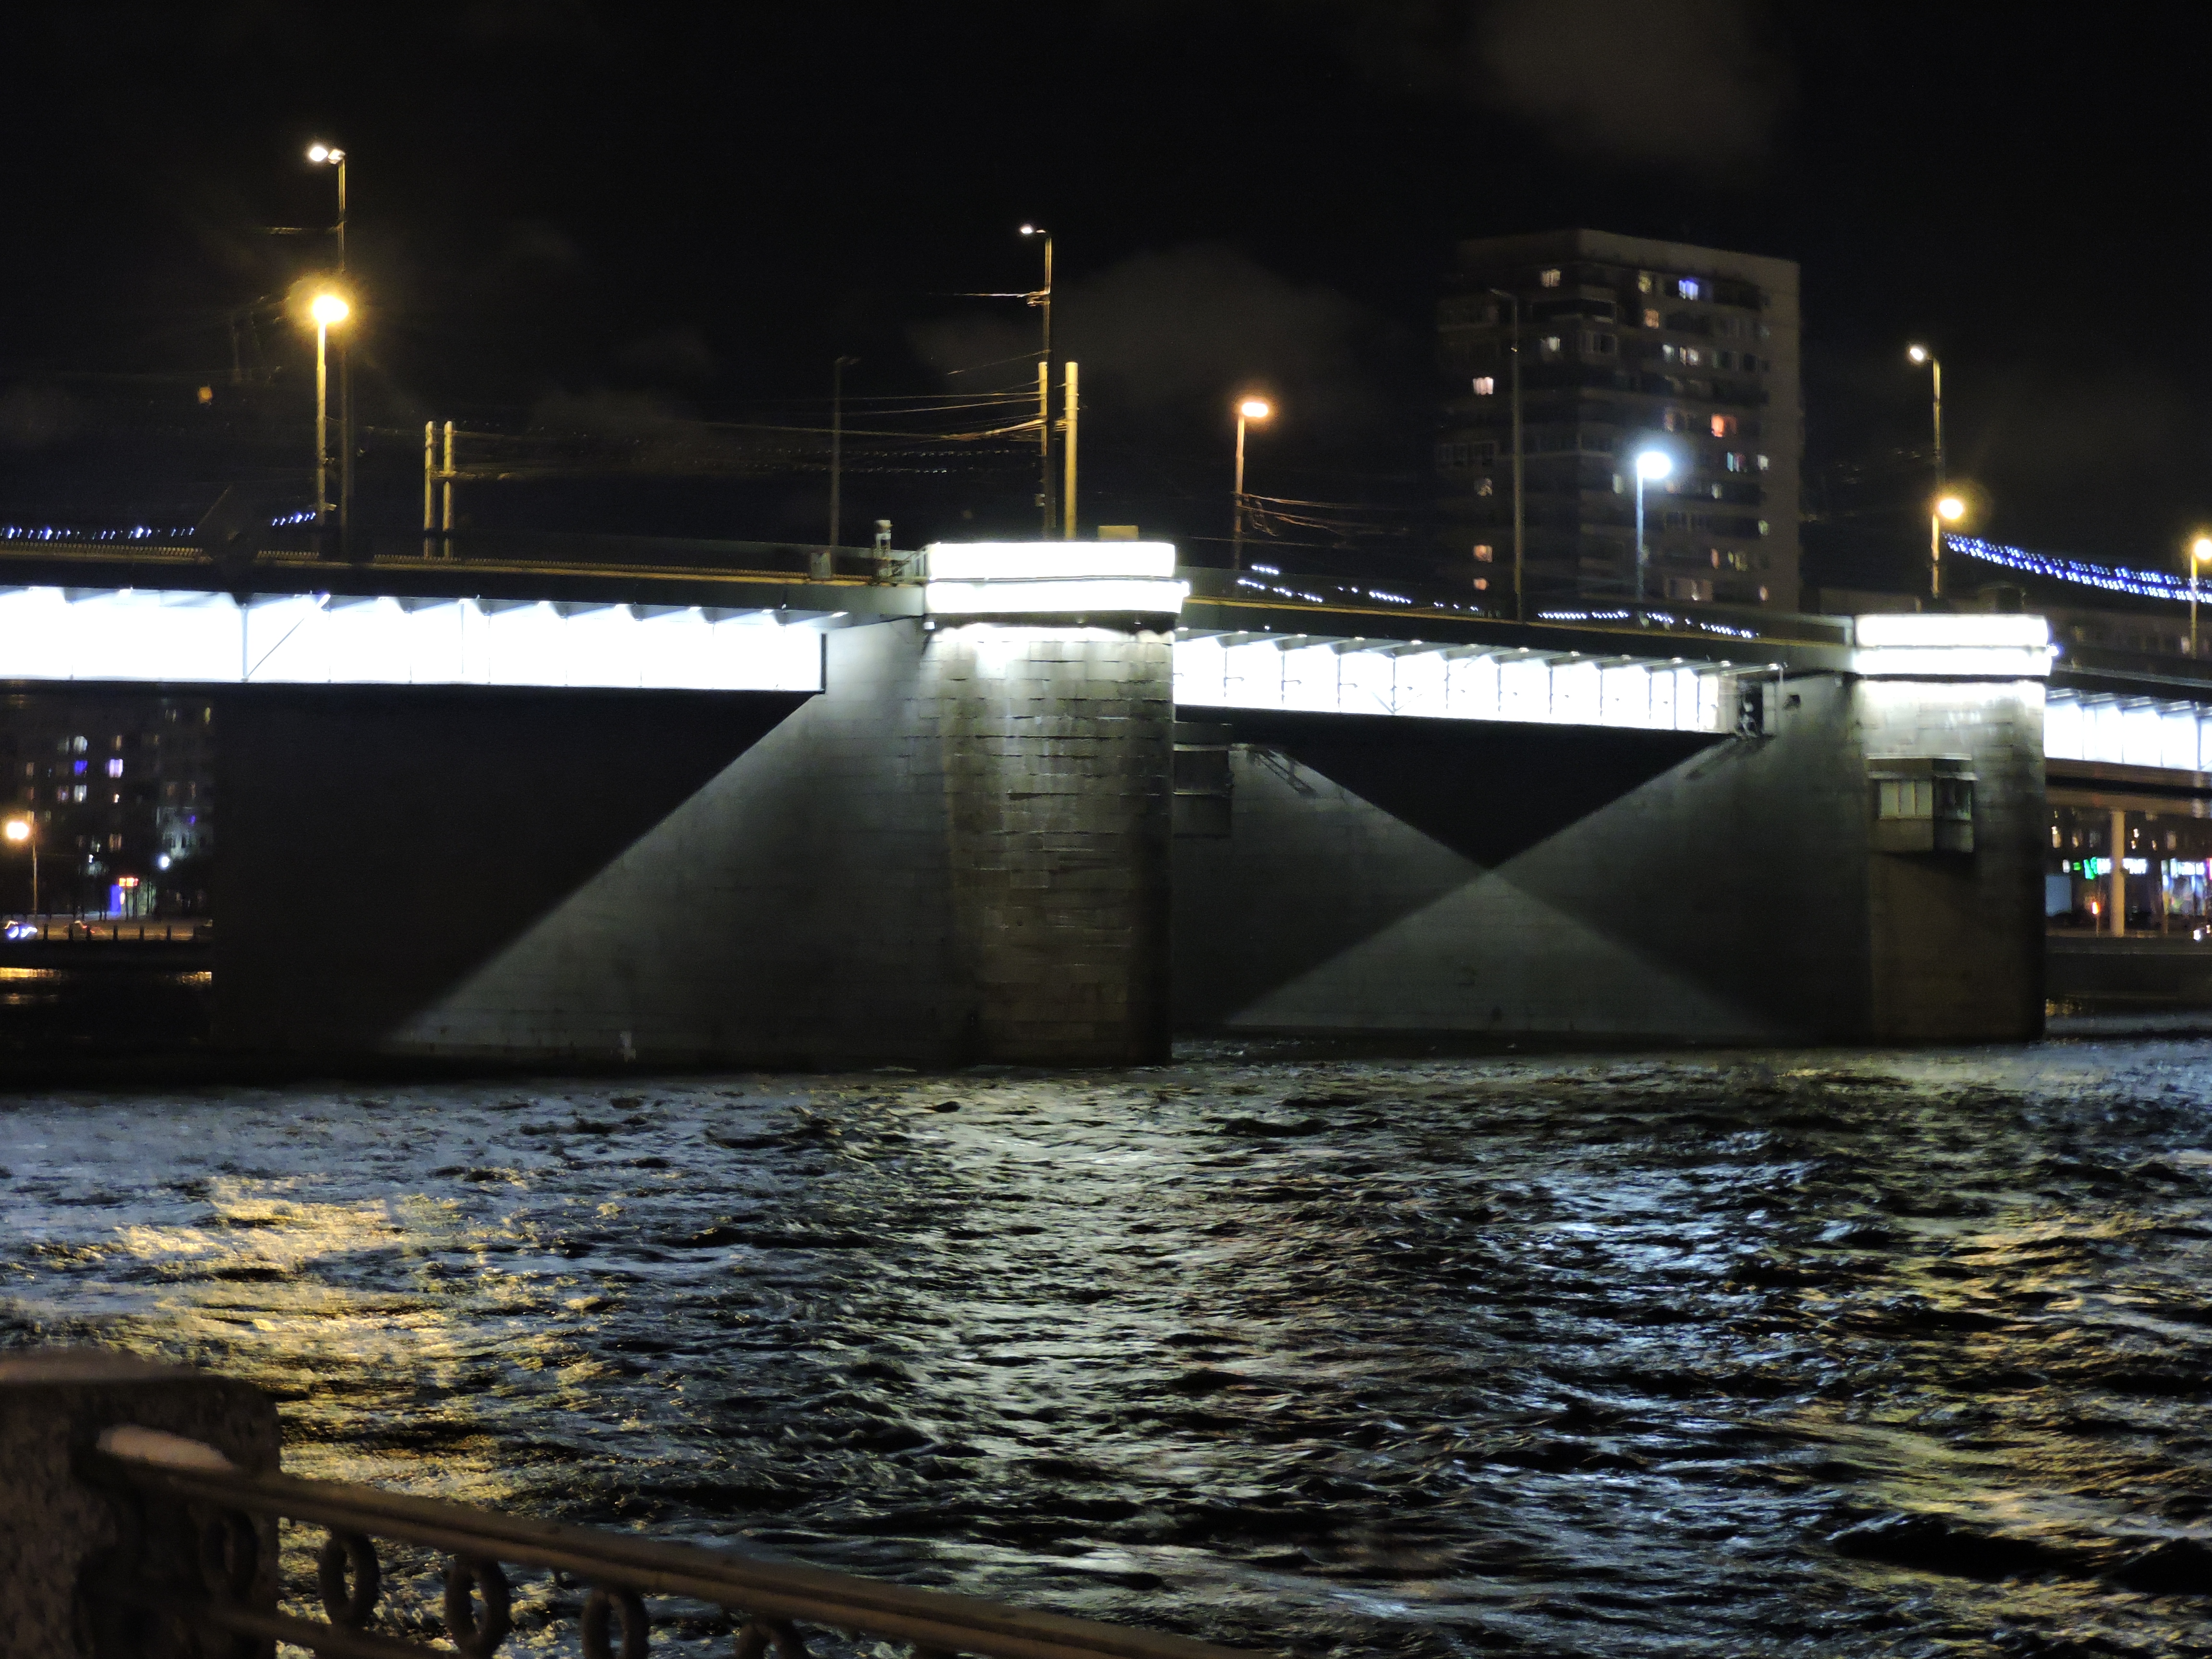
1936;494;1967;521
1238;398;1272;420
310;292;349;326
1907;344;1930;364
3;819;27;843
1634;448;1673;481
1020;223;1042;236
307;144;343;164
2192;535;2212;564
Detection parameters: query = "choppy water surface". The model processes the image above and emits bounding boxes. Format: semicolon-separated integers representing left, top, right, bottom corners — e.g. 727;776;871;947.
5;1046;2211;1656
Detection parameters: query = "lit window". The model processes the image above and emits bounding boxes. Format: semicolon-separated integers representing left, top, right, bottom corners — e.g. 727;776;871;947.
106;758;123;778
1678;277;1702;300
72;759;86;776
1662;344;1678;364
1540;335;1563;356
72;785;85;803
1710;414;1737;438
1643;308;1661;329
1539;268;1562;288
1758;586;1769;601
1757;519;1771;536
1757;454;1770;471
108;833;122;851
1475;478;1495;497
1472;375;1495;396
1637;272;1655;293
1473;577;1489;590
1474;544;1495;563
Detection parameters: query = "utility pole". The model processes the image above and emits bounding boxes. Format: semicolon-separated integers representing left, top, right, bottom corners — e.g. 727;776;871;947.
1062;361;1079;539
1486;289;1525;619
306;144;351;548
1023;225;1053;537
830;355;859;556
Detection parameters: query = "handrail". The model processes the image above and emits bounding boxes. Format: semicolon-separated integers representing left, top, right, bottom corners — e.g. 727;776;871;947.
93;1431;1255;1659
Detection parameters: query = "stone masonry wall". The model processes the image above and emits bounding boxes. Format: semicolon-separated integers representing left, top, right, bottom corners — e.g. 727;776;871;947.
924;623;1175;1064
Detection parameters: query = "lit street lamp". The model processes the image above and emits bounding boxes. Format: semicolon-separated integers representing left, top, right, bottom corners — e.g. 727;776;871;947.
1021;224;1053;537
307;144;352;538
1232;397;1273;571
1633;447;1673;603
1932;491;1966;597
5;816;36;916
309;292;350;528
1906;343;1945;482
2191;535;2212;658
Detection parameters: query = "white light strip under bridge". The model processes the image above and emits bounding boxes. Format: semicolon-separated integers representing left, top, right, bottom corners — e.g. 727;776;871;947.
0;587;825;691
2047;687;2212;771
1173;631;1736;733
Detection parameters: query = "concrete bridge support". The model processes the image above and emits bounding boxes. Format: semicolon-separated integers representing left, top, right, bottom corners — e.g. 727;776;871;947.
1174;661;2048;1044
214;608;1175;1067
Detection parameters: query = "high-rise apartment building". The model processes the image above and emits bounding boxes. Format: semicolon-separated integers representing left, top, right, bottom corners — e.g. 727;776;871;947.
1437;228;1802;612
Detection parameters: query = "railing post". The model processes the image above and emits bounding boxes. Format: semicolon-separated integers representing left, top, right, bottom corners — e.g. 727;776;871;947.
0;1349;279;1659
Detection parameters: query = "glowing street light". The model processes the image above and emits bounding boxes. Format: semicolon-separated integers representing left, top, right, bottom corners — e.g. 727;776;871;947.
307;291;350;529
1232;397;1274;570
308;144;353;537
5;815;36;916
1908;343;1949;593
2190;534;2212;658
1632;446;1673;603
1931;490;1968;597
1021;224;1054;536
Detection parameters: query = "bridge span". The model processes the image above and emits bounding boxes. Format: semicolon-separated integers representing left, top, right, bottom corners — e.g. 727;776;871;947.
2;531;2205;1062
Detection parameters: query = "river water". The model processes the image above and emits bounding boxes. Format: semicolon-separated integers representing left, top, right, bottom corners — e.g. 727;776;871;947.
4;1043;2210;1657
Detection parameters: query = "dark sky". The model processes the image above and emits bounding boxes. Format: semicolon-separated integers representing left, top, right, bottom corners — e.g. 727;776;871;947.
2;1;2208;569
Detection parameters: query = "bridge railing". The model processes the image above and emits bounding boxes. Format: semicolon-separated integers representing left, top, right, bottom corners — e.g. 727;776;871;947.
87;1423;1250;1659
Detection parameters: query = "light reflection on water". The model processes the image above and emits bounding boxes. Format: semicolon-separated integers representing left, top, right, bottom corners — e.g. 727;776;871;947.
4;1045;2211;1656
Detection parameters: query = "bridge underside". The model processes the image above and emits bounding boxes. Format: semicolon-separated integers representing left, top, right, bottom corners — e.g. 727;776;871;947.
1174;682;2046;1045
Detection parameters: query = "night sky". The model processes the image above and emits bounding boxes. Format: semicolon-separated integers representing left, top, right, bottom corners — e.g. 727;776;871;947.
2;2;2207;576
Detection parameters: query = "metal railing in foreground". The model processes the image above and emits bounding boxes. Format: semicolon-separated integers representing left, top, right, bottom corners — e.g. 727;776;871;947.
94;1426;1252;1659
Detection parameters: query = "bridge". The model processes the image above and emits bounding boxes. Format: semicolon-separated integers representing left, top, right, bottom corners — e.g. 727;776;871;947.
2;529;2204;1061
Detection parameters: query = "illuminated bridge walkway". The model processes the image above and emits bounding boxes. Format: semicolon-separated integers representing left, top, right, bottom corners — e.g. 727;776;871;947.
0;529;2203;1062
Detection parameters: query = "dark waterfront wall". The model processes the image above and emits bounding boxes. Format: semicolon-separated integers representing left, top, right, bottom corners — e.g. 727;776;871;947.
213;617;1174;1067
1173;673;2046;1043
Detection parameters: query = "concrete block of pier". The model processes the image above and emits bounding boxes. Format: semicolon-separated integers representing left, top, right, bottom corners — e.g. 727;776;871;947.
0;1347;278;1659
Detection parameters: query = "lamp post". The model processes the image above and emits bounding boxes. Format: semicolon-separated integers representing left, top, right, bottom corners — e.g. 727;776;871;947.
1232;397;1273;570
308;144;350;540
1633;447;1673;604
2192;535;2212;658
1908;344;1947;595
1021;224;1053;537
309;292;349;528
5;816;35;917
1485;289;1526;621
1932;492;1966;598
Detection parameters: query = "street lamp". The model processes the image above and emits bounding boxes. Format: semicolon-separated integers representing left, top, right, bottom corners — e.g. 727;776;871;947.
308;144;352;539
2190;534;2212;658
1233;397;1273;571
1932;491;1966;598
1632;447;1673;604
1021;224;1053;537
1906;343;1945;483
5;816;36;917
308;292;350;529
